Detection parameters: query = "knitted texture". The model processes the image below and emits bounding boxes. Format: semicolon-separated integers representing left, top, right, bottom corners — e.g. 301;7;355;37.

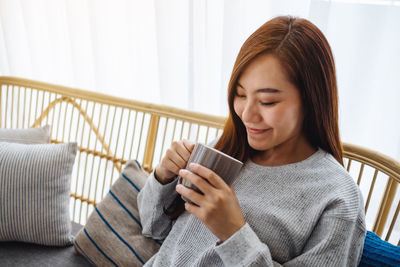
359;231;400;267
137;148;367;266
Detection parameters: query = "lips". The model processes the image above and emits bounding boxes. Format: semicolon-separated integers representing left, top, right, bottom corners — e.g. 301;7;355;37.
246;127;270;134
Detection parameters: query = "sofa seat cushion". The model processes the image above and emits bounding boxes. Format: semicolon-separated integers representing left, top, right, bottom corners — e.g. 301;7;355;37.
0;222;90;267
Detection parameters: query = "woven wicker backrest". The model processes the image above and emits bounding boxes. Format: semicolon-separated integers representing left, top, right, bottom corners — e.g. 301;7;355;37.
0;76;225;225
343;143;400;245
1;76;399;245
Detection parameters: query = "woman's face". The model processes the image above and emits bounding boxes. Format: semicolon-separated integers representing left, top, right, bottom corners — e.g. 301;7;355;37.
233;53;306;158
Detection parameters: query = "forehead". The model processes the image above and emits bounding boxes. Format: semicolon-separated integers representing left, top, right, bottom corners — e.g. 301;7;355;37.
237;53;296;94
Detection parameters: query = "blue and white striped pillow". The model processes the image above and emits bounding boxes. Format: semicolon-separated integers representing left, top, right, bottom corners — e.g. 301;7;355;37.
0;141;77;246
74;160;161;266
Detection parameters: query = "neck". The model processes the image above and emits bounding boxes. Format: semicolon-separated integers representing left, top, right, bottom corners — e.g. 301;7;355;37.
252;134;317;166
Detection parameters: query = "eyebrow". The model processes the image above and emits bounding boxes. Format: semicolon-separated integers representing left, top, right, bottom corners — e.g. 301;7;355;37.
237;82;281;93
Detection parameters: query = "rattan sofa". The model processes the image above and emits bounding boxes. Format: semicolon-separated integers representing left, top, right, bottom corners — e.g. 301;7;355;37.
0;76;399;266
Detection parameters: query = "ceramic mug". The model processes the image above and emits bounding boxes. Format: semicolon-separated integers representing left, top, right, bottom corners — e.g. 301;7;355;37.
177;142;243;202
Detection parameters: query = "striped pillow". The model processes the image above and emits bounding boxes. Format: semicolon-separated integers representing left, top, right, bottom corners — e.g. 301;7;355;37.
74;160;161;266
0;141;77;246
0;125;51;144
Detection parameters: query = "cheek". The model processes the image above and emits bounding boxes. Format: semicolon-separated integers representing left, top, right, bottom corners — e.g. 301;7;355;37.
287;107;304;134
233;99;243;118
270;104;303;131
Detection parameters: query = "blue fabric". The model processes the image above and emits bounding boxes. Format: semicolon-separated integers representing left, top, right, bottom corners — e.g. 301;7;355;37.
359;231;400;266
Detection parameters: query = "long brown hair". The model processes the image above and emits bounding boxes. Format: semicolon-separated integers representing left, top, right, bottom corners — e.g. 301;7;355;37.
165;16;343;219
216;16;343;164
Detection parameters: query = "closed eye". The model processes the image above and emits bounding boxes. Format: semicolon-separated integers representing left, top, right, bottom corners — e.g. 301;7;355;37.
260;102;277;106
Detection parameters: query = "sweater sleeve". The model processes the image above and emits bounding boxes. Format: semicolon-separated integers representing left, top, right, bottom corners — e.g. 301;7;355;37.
215;214;366;266
137;171;179;240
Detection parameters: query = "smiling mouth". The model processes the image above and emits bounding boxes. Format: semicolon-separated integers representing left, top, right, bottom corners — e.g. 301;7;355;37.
246;127;271;134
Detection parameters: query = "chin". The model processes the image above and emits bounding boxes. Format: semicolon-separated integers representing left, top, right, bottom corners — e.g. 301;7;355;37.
247;140;273;152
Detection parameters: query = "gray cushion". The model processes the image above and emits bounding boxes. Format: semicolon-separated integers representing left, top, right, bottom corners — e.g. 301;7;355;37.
74;160;161;266
0;141;77;246
0;222;91;267
0;125;51;144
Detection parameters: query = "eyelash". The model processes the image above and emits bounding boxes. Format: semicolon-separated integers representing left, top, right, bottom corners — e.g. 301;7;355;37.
235;93;276;106
261;102;276;106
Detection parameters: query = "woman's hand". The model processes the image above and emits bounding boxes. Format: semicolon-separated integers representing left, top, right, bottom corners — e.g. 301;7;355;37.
155;140;195;185
176;163;246;242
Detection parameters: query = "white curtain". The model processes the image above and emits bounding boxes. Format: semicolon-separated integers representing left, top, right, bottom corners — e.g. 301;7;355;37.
1;0;400;241
1;0;399;160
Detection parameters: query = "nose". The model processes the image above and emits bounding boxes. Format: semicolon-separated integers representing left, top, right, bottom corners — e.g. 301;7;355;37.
242;100;260;123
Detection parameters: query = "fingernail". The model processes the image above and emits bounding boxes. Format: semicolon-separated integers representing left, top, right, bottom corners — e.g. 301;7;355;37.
179;169;186;175
189;163;198;168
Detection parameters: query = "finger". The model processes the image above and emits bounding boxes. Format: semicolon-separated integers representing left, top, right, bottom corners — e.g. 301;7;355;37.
184;201;201;217
230;184;236;193
166;148;187;170
176;184;203;206
179;169;213;195
161;156;181;175
182;139;196;153
188;163;227;189
173;141;192;163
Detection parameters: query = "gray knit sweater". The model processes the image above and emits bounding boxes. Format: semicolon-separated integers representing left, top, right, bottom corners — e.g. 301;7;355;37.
137;148;366;266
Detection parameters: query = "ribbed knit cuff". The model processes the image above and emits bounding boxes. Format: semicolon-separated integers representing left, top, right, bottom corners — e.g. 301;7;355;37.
215;223;273;266
147;172;179;206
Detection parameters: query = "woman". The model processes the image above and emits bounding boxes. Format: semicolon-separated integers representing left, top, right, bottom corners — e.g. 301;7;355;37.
138;16;366;266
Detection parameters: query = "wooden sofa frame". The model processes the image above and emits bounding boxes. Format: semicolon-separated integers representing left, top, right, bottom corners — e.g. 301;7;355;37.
1;76;399;246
